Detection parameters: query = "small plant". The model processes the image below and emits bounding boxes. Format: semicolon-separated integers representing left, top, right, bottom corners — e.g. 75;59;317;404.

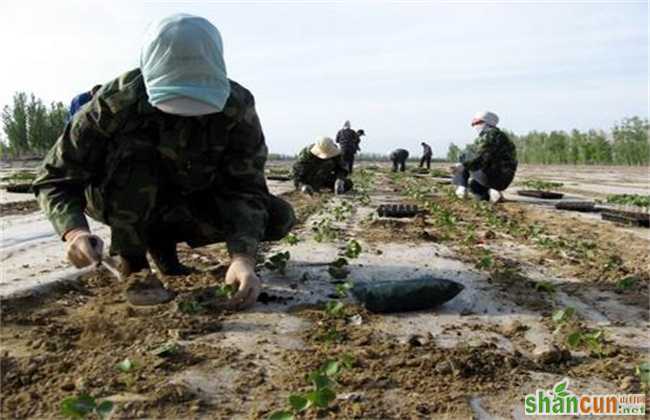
521;179;564;191
606;194;650;208
60;394;113;419
265;251;291;274
616;275;639;291
534;281;556;294
116;358;136;373
177;299;205;314
283;233;300;246
312;218;337;242
215;284;237;299
566;329;606;356
636;362;650;389
151;341;180;357
269;358;351;419
344;239;362;259
335;282;353;298
476;253;494;270
552;307;576;326
328;265;349;280
325;301;345;318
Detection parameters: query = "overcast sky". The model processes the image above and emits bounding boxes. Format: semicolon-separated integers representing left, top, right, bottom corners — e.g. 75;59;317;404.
0;0;647;156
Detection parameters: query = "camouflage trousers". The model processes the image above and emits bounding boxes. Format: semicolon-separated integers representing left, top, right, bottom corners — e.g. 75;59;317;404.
84;184;295;256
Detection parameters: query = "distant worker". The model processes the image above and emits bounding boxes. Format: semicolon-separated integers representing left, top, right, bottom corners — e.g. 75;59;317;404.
420;142;432;169
67;84;102;121
452;111;518;201
390;148;409;172
292;136;353;195
335;120;361;174
33;14;296;308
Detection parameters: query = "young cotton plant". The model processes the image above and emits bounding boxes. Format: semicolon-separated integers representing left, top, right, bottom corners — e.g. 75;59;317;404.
269;357;355;420
60;394;113;419
265;251;291;275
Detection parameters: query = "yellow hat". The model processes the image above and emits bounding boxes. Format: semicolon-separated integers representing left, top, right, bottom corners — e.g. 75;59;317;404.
310;136;341;159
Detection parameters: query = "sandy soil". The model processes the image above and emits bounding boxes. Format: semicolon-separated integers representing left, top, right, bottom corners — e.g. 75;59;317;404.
0;162;648;419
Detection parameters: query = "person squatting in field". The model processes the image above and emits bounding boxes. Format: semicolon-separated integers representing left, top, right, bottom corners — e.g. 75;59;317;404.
33;13;296;308
335;120;363;174
452;111;518;201
390;148;410;172
292;136;353;195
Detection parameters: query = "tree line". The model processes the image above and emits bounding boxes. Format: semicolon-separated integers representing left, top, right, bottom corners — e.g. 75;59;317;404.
447;116;649;166
1;92;69;158
2;91;647;165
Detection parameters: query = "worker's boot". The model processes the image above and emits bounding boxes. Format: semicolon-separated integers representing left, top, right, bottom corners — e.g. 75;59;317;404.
148;241;193;276
118;254;150;276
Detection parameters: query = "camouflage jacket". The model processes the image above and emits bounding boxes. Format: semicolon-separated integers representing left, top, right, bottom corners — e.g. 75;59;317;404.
291;146;348;190
335;128;360;152
463;126;518;190
33;68;270;256
390;149;409;162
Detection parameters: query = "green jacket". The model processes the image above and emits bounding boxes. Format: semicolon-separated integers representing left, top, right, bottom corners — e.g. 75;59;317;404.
33;68;270;256
292;146;348;190
463;126;518;190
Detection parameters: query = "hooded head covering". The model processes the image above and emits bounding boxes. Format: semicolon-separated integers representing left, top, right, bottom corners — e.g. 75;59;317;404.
343;120;351;129
140;13;230;115
310;136;341;160
471;111;499;127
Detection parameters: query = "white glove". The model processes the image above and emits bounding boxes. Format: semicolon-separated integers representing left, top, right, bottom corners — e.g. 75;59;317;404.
225;254;261;310
65;228;104;268
335;179;346;195
455;186;468;199
300;184;314;195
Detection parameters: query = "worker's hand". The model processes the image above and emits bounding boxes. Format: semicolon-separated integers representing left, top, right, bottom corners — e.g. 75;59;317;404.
300;184;314;195
65;228;104;268
225;254;261;310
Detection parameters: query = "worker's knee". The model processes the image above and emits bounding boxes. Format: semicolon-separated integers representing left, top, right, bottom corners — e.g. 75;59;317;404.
265;195;296;240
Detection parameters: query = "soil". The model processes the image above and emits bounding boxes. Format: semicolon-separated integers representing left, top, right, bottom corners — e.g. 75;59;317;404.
0;200;39;217
1;164;648;419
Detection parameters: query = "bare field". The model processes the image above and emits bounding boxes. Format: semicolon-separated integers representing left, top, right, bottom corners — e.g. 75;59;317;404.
1;163;648;419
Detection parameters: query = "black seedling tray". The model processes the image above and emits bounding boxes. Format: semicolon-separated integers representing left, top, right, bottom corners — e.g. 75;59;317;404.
266;175;292;181
555;201;596;212
517;190;564;199
601;209;649;228
377;204;421;218
5;183;33;194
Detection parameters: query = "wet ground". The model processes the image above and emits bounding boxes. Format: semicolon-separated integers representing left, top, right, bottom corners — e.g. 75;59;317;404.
1;162;648;419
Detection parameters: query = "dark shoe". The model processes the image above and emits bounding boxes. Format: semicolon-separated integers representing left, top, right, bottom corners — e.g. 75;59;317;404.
149;242;193;276
118;254;150;276
125;272;176;306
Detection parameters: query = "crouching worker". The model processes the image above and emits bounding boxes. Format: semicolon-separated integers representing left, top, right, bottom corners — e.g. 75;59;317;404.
33;14;296;309
452;111;517;201
292;136;353;195
390;148;410;172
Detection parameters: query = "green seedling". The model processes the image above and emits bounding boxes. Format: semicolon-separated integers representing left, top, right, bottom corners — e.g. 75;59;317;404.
552;307;576;324
635;362;650;387
534;281;556;294
60;394;113;419
330;257;349;268
325;301;345;317
312;218;337;242
151;342;180;357
521;179;564;191
616;275;639;291
268;411;294;420
606;193;650;208
283;233;300;246
265;251;291;274
321;327;343;343
215;284;237;299
344;239;362;259
476;254;493;270
178;299;204;314
116;358;136;373
335;282;353;298
566;329;605;356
